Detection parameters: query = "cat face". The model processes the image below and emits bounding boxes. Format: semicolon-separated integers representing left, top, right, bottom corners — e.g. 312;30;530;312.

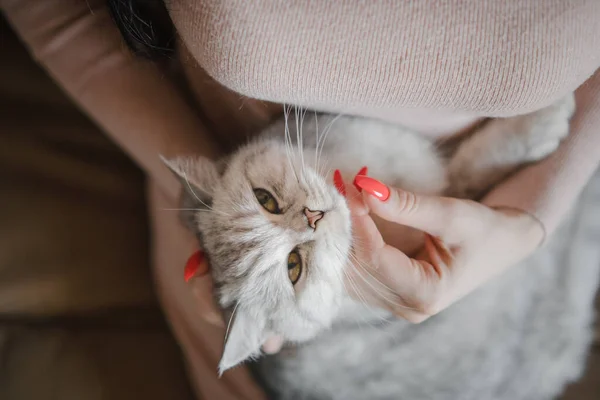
164;139;351;373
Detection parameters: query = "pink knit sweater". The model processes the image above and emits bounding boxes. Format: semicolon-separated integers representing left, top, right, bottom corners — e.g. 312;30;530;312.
172;0;600;235
4;0;600;236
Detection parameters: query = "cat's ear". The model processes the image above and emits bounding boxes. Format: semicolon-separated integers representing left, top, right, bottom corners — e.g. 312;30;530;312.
160;155;221;202
218;307;266;375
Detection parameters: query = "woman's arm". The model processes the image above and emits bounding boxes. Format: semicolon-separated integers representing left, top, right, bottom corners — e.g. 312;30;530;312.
2;1;268;398
1;0;220;199
484;68;600;238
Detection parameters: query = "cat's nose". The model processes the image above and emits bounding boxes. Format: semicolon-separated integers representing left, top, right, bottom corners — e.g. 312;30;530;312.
303;208;324;230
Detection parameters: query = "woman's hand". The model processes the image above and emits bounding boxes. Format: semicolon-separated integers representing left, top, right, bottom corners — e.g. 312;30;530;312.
337;172;545;323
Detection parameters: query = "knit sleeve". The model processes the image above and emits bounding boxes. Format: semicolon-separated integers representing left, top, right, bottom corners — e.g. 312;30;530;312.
1;0;220;199
483;68;600;238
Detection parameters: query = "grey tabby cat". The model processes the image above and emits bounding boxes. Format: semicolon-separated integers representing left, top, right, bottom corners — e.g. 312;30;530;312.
164;93;598;400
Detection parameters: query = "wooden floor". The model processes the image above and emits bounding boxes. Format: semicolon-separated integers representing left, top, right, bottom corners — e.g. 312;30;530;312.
561;292;600;399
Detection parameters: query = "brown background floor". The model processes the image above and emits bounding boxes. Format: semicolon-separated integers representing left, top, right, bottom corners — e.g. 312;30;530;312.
561;293;600;398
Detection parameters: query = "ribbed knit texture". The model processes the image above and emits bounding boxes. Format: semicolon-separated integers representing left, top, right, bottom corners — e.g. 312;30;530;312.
172;0;600;235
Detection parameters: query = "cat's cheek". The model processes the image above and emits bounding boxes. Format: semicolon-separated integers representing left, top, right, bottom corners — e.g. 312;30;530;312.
292;267;309;294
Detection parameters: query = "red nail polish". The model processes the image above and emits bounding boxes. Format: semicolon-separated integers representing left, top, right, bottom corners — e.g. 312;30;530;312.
184;250;205;282
353;175;390;201
353;166;368;192
333;169;346;196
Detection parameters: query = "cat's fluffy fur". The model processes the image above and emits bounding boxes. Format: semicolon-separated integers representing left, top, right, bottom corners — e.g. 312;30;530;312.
165;94;599;399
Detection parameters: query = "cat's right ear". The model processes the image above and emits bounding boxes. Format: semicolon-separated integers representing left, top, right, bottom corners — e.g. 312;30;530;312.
218;306;267;376
160;155;221;201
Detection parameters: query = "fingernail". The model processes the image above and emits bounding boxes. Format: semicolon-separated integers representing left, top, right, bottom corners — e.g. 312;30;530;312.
354;175;390;201
184;250;207;282
333;169;346;196
353;166;368;192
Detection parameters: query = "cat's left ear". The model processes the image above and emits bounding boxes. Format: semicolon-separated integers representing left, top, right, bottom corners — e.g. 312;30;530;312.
218;307;267;375
160;155;221;201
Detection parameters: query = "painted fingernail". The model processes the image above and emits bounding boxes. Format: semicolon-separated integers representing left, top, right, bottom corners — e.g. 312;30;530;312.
333;169;346;196
353;166;368;192
353;175;390;201
184;250;207;282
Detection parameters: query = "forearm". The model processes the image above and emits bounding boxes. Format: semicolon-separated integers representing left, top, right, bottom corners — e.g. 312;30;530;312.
484;68;600;237
2;0;220;199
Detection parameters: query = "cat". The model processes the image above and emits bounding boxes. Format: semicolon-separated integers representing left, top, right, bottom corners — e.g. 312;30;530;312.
164;93;597;400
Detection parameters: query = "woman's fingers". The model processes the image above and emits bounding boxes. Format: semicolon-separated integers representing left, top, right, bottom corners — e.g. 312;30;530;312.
347;240;444;322
189;274;226;327
341;174;451;320
185;250;208;282
348;213;448;319
340;171;459;322
344;174;386;254
354;175;475;242
376;242;448;316
184;248;226;327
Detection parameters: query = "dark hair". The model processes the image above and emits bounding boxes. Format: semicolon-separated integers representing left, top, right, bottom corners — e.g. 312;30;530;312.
106;0;175;60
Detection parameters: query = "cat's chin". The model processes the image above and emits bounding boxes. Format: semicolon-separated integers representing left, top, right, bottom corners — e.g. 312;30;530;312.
334;294;392;325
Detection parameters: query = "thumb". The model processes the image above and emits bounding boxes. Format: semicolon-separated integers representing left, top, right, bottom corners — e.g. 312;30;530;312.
354;175;468;241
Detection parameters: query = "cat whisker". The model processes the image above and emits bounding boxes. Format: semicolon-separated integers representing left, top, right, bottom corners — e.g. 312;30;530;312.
348;253;419;312
345;240;409;301
323;168;333;183
316;114;342;172
339;259;384;327
319;160;332;181
333;246;387;326
283;104;301;183
294;105;307;181
347;259;395;308
302;108;309;181
314;110;320;174
347;240;374;260
223;301;240;345
224;197;249;215
161;208;215;212
181;172;204;204
181;172;233;217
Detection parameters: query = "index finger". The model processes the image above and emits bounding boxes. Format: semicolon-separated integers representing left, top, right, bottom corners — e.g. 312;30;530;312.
355;176;479;241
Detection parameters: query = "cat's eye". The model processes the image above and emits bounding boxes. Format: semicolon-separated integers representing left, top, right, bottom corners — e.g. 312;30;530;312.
254;188;281;214
287;249;302;285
